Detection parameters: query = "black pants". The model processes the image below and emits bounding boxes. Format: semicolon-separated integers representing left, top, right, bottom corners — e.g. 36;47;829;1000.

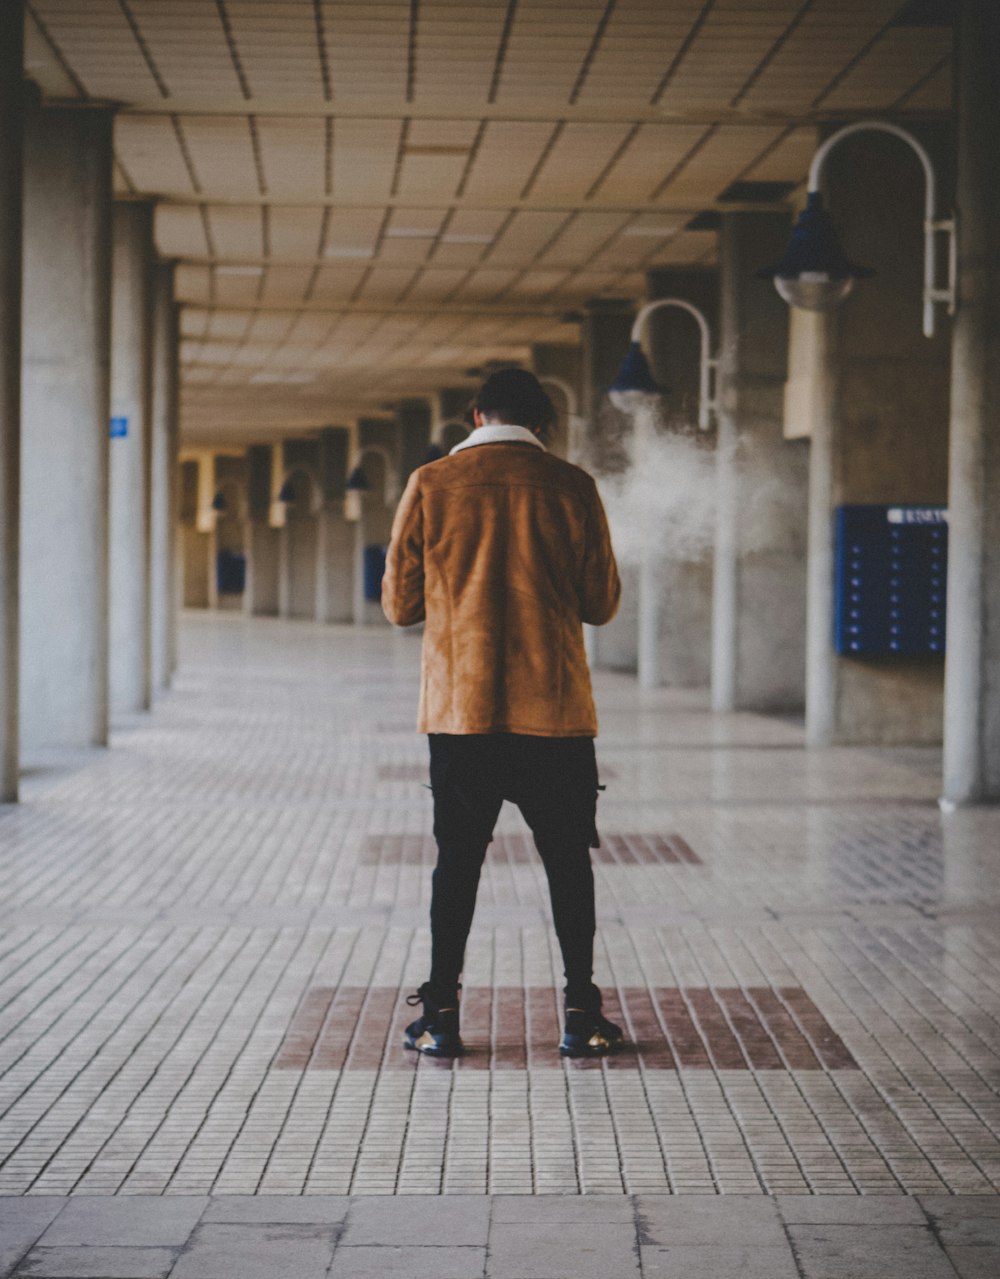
427;733;599;998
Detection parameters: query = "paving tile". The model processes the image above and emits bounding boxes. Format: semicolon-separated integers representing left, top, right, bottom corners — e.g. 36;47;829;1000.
492;1195;634;1223
920;1197;1000;1246
329;1244;487;1277
169;1224;335;1279
787;1224;958;1279
342;1196;491;1245
636;1195;785;1246
3;616;1000;1204
944;1245;1000;1279
0;1199;66;1276
778;1195;927;1224
639;1243;800;1278
201;1196;350;1224
13;1246;174;1278
486;1222;639;1278
37;1197;206;1247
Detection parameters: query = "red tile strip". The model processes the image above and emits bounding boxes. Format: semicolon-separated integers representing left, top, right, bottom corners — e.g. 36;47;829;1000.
526;985;561;1070
274;986;336;1070
492;986;527;1070
714;987;783;1069
778;986;858;1070
654;987;712;1068
311;986;368;1070
746;986;822;1069
622;986;676;1071
687;988;750;1069
275;985;856;1072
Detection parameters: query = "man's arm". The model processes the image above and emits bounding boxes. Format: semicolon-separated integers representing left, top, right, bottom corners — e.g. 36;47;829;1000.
580;480;621;626
382;470;426;626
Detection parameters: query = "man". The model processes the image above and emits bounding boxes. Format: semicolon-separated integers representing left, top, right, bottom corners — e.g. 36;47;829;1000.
382;368;622;1059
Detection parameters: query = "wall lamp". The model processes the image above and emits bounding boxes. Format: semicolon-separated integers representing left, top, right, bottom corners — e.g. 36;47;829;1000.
211;491;228;512
609;298;719;430
422;442;445;464
345;464;371;492
277;478;295;503
760;120;956;338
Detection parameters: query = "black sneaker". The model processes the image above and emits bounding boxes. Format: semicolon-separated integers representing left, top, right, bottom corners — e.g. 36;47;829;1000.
559;984;624;1058
403;982;463;1057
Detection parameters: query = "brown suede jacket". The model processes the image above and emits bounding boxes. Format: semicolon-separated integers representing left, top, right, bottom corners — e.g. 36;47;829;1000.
382;437;620;737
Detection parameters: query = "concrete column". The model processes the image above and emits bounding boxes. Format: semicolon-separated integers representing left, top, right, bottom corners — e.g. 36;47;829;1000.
0;2;24;800
109;202;155;716
581;301;636;671
150;263;179;692
712;212;808;713
943;0;1000;804
315;427;353;623
244;445;280;616
801;125;952;745
639;269;718;690
21;105;114;752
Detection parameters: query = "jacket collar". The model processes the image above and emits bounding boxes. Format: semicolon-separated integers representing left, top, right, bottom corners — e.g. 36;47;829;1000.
450;424;546;454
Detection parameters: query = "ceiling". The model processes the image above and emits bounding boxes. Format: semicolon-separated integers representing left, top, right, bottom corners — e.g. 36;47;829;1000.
23;1;953;445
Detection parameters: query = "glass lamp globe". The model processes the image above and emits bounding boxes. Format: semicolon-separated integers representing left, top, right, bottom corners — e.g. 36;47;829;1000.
774;272;856;312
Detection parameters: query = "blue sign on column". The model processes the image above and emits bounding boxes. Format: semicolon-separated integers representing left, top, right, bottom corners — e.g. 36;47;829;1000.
834;505;947;657
110;416;129;438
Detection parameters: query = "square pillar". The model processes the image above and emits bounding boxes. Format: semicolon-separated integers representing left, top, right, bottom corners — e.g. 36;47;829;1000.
0;1;24;800
109;202;155;715
712;212;808;713
21;105;114;752
943;0;1000;803
150;263;179;692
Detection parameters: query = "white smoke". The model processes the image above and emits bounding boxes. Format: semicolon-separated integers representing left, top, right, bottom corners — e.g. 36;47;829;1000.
594;400;717;566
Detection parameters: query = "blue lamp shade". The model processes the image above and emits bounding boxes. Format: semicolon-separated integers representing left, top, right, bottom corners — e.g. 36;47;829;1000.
610;341;664;398
211;491;227;512
759;191;874;312
422;442;445;464
277;478;295;503
345;464;371;492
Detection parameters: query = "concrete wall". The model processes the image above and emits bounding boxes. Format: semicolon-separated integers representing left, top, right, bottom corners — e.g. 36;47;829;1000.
20;106;113;751
149;263;179;692
245;444;279;616
806;126;953;745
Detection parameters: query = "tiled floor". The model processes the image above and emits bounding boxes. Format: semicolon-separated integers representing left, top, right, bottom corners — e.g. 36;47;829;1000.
1;611;999;1267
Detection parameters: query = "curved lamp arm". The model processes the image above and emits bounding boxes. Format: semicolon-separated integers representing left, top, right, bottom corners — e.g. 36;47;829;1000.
536;374;579;418
808;120;955;338
632;297;719;430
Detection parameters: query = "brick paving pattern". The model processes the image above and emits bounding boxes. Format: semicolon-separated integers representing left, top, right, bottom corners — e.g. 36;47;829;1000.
0;614;999;1205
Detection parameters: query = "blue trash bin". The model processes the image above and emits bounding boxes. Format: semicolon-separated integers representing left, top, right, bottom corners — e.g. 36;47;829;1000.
217;549;246;594
363;544;387;602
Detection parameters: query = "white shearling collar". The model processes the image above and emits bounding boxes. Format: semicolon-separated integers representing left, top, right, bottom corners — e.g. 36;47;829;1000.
450;424;546;454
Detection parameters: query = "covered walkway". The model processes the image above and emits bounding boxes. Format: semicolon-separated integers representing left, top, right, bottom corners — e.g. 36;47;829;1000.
2;615;998;1207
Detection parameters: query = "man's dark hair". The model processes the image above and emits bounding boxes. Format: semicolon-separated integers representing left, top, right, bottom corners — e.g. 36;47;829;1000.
474;368;555;432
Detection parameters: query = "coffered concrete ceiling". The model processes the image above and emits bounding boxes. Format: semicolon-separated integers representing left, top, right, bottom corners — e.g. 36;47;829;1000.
24;1;952;444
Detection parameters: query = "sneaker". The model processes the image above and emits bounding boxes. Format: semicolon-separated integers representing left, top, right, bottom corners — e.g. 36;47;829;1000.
559;984;623;1058
403;982;463;1057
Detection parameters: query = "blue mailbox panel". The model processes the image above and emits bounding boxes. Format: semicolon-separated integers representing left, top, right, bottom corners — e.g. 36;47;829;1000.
834;505;947;657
